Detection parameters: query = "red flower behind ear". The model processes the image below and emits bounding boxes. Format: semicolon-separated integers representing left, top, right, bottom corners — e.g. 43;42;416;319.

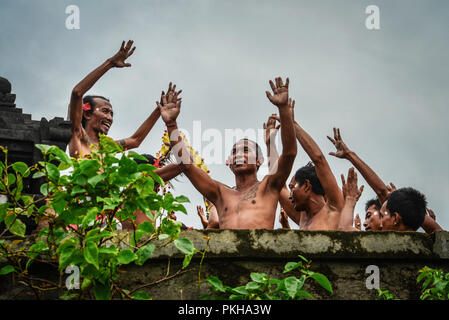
82;102;91;111
153;158;161;168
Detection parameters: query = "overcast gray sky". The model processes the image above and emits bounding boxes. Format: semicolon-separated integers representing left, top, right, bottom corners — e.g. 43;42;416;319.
1;0;448;230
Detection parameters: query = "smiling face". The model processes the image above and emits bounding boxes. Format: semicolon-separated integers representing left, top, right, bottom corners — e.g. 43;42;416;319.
363;204;382;231
84;98;113;135
288;176;309;211
228;139;262;174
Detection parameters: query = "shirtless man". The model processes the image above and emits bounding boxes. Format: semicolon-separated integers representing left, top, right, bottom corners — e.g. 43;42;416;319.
327;127;442;233
68;40;162;158
156;77;297;229
268;101;344;230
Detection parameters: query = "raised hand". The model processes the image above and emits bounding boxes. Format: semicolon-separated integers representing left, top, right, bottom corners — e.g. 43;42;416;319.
197;205;209;229
328;127;351;159
263;114;281;146
385;182;397;196
266;77;289;107
157;82;182;125
109;40;136;68
279;208;291;229
341;167;364;201
354;213;362;230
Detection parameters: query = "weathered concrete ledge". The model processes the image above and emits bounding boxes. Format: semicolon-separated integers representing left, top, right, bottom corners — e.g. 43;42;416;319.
1;230;449;300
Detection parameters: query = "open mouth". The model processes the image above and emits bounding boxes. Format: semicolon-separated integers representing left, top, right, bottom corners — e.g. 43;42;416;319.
101;120;112;129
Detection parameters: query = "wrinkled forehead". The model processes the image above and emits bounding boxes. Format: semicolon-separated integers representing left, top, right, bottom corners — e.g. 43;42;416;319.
93;97;113;109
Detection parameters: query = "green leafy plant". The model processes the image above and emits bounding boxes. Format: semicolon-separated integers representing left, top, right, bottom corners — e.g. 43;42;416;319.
203;255;332;300
0;136;195;300
376;289;396;300
417;266;449;300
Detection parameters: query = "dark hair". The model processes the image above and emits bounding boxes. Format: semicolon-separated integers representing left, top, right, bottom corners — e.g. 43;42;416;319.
294;162;325;196
386;187;427;231
81;95;110;128
134;154;158;166
365;198;382;212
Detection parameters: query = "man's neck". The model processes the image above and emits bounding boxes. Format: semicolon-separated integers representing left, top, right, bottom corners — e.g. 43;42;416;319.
305;194;326;218
234;172;259;191
85;127;100;145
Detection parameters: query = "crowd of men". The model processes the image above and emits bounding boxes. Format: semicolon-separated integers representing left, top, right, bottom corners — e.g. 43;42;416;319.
67;40;443;234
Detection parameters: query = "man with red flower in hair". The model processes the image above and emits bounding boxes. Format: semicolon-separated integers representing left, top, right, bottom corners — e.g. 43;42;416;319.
68;40;166;158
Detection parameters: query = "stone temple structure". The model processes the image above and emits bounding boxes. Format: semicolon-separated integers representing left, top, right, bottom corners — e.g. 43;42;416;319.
0;76;72;234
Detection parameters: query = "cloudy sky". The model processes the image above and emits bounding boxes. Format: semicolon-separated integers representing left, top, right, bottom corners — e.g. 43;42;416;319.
1;0;448;230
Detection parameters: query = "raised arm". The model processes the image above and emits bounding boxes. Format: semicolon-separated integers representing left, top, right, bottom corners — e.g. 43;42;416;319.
327;127;390;203
263;113;281;173
265;77;297;191
69;40;136;134
156;84;222;205
293;121;344;211
279;186;301;225
115;107;160;150
338;167;364;231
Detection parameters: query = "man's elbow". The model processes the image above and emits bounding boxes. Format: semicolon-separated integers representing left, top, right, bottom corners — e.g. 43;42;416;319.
71;88;83;99
311;153;326;165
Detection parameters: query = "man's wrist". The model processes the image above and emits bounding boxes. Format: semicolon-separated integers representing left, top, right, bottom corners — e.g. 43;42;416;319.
105;58;115;69
345;196;358;204
165;120;177;128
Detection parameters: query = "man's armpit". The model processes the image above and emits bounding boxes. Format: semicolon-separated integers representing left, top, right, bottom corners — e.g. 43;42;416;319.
116;139;127;147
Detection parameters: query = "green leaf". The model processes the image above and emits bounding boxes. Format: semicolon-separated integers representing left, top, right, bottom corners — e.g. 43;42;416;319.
35;144;52;155
182;252;194;269
136;179;155;198
84;241;99;270
297;290;314;299
246;281;261;291
40;183;49;196
46;163;60;183
206;276;226;293
87;173;106;187
250;273;268;284
6;216;26;237
0;265;16;275
7;173;16;187
309;272;333;294
12;162;29;176
135;244;155;266
48;146;72;165
81;207;100;228
117;249;138;265
32;171;46;179
284;277;299;298
0;203;9;223
127;152;149;162
231;286;249;296
138;221;155;234
85;229;116;243
59;292;78;300
161;217;182;239
174;238;195;255
93;282;111;300
27;241;48;259
70;185;86;196
132;291;151;300
99;245;119;256
283;261;303;273
174;195;190;203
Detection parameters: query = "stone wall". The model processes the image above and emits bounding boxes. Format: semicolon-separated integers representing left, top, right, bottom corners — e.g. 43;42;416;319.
1;229;449;300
